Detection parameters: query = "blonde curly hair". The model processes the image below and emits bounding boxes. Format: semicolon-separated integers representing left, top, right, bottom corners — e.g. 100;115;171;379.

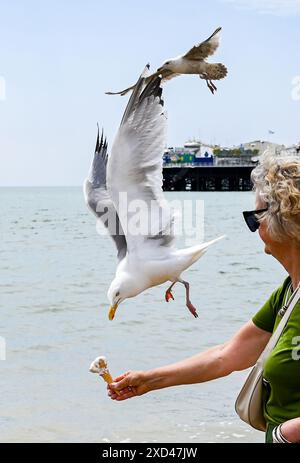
251;152;300;241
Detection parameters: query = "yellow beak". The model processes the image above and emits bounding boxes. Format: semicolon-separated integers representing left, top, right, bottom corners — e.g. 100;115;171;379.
108;303;118;321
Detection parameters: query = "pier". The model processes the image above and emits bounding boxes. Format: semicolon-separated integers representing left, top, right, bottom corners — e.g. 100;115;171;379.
162;165;254;191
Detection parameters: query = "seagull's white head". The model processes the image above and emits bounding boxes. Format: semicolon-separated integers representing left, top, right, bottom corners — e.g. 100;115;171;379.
107;273;136;321
157;59;175;73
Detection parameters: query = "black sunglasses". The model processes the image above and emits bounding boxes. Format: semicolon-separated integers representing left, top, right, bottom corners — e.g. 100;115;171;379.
243;208;268;232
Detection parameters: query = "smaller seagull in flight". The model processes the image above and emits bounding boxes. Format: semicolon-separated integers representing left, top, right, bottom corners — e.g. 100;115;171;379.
106;27;227;96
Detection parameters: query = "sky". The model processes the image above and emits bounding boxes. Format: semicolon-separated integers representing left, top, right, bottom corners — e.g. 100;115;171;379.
0;0;299;186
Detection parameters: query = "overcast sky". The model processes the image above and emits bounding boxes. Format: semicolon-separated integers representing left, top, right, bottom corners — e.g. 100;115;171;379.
0;0;299;186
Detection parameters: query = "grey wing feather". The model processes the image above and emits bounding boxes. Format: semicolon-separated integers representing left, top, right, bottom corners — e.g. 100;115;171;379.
84;126;127;261
88;125;108;187
108;70;175;256
105;63;150;99
120;64;150;125
183;27;222;61
105;84;135;96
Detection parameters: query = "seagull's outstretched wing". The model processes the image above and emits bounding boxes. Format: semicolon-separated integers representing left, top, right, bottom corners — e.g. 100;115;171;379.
107;67;175;258
183;27;222;61
84;127;127;261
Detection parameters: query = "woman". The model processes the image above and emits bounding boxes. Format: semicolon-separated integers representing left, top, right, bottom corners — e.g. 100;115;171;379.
108;153;300;443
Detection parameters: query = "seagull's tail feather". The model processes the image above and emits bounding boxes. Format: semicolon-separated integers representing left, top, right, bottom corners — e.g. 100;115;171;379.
177;235;226;267
200;63;228;81
120;63;150;126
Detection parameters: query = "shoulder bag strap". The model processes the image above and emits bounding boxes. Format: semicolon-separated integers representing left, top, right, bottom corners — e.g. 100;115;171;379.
258;284;300;366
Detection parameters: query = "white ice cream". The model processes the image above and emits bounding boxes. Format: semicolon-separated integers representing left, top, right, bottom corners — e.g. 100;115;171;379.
89;356;109;375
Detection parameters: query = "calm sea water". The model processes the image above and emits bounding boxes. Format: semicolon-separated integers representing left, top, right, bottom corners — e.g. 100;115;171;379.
1;188;285;443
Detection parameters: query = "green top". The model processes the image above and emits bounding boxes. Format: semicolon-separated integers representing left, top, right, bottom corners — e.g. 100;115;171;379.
252;277;300;426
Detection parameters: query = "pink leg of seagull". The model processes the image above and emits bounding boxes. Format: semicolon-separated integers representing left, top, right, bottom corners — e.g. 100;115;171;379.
210;80;217;92
178;278;198;318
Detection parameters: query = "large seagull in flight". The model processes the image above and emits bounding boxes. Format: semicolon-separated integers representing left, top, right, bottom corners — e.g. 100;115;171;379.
106;27;227;96
84;66;224;321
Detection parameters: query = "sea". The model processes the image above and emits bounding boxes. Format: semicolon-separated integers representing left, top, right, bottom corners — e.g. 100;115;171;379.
0;188;286;443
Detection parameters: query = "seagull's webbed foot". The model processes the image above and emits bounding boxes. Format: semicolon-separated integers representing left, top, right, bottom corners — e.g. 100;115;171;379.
165;290;174;302
187;301;199;318
165;282;176;302
178;278;198;319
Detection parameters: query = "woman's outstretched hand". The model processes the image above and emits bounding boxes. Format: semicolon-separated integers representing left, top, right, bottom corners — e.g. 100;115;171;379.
107;371;150;401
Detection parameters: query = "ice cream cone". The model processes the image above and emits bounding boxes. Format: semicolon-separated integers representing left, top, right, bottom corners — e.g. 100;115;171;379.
100;370;114;385
89;356;120;395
